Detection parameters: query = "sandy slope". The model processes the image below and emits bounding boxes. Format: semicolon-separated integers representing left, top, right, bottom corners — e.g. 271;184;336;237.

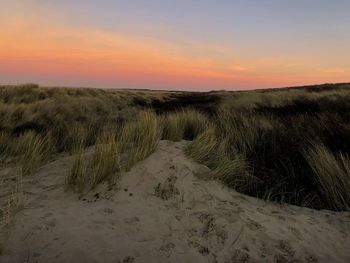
0;140;349;263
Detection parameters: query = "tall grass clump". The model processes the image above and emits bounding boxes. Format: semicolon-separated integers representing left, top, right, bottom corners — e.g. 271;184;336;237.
0;132;13;164
90;130;120;190
66;128;120;193
162;109;208;141
185;127;223;167
209;156;259;193
186;125;258;194
215;109;274;157
162;112;184;141
65;128;87;193
16;131;54;176
305;143;350;211
119;111;161;170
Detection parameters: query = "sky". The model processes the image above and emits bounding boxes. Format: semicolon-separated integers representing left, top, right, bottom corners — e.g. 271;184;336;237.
0;0;349;91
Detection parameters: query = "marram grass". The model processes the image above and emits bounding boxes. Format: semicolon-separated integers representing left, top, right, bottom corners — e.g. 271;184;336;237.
119;110;161;170
305;142;350;211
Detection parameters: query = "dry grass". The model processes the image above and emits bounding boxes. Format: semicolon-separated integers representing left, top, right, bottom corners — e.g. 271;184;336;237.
66;129;120;193
16;131;55;176
89;130;120;190
209;156;257;192
305;143;350;211
66;143;86;193
185;127;223;167
185;126;258;194
119;111;161;170
0;132;13;164
162;109;208;141
2;84;350;211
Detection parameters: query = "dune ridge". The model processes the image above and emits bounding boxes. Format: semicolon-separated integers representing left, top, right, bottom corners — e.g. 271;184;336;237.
1;140;349;262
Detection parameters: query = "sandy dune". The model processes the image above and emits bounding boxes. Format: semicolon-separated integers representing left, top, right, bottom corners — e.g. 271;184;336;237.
1;140;349;263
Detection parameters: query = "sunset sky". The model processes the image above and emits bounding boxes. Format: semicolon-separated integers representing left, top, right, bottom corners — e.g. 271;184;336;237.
1;1;349;91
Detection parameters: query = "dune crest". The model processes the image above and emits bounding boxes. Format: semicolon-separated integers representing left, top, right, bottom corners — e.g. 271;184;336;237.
1;140;349;262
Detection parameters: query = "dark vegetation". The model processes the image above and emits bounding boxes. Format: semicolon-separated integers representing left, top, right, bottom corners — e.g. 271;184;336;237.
1;83;350;211
135;91;221;116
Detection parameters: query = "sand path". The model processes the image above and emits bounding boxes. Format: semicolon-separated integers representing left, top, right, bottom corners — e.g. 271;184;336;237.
1;140;349;262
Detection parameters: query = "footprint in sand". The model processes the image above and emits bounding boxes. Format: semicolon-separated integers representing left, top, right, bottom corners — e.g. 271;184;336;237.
246;218;265;232
276;239;295;258
160;242;176;257
154;175;180;200
101;208;114;214
288;226;302;240
42;212;54;219
122;256;135;263
45;219;57;228
231;249;250;263
198;213;228;247
124;216;140;225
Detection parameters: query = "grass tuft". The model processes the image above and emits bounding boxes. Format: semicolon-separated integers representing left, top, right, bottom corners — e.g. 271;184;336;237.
90;130;120;190
119;111;161;170
16;131;54;176
305;142;350;211
162;109;208;141
185;127;223;168
66;135;86;193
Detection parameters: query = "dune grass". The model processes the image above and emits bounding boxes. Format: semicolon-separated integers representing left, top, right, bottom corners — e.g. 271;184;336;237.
0;84;148;155
67;146;85;193
185;127;223;167
186;99;350;211
305;143;350;211
209;156;259;193
185;125;261;196
66;128;120;193
2;84;350;211
90;130;120;190
119;111;161;170
162;109;208;141
66;129;87;193
66;109;208;192
66;111;161;192
16;131;55;176
0;132;13;164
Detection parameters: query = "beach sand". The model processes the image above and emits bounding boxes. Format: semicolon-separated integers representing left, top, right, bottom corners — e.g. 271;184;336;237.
1;140;349;262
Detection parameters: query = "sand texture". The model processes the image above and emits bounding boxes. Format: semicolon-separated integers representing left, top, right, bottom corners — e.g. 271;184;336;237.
1;140;349;263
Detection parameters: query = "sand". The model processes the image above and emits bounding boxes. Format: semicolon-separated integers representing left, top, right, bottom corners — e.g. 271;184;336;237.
0;140;349;263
